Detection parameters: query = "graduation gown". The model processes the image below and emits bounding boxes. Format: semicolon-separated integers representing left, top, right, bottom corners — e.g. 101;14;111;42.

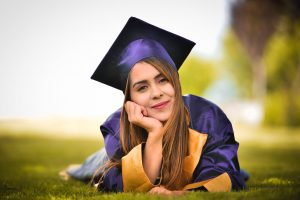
99;94;245;192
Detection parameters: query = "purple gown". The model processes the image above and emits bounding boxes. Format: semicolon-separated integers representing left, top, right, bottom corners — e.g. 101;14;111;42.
99;94;245;191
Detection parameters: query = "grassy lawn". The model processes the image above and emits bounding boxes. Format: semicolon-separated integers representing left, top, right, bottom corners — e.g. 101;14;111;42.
0;126;300;199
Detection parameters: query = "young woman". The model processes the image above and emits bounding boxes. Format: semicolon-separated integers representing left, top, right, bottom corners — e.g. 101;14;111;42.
62;17;246;195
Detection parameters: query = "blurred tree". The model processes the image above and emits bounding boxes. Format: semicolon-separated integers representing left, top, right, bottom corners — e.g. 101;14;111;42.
264;21;300;126
179;55;216;96
229;0;300;126
230;0;283;101
221;30;253;98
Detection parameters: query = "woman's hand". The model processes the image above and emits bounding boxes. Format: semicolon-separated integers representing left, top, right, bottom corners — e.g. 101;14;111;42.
125;101;163;136
125;101;164;183
148;186;187;196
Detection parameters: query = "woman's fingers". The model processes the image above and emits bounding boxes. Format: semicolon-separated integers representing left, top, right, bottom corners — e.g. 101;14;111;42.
141;106;148;116
148;186;162;195
148;187;186;196
148;186;172;195
125;101;163;134
133;103;143;119
125;101;144;123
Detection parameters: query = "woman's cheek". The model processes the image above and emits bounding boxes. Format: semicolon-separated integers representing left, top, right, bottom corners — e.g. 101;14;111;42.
166;84;175;96
132;94;149;107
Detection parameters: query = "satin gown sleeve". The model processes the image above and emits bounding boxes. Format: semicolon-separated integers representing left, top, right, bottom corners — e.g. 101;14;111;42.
98;108;124;192
183;95;245;191
99;95;245;192
99;108;159;192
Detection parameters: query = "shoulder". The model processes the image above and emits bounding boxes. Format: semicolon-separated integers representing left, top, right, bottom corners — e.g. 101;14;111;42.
183;94;229;122
183;94;219;110
100;107;122;137
100;108;124;160
183;94;232;139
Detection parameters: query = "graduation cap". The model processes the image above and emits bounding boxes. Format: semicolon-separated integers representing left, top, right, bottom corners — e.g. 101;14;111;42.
91;17;195;91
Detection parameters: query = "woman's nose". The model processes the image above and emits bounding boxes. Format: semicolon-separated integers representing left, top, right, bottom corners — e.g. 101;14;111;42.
151;85;163;98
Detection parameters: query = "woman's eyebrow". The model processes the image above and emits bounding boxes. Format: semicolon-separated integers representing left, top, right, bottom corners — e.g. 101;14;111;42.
154;73;164;79
132;73;162;88
132;80;147;88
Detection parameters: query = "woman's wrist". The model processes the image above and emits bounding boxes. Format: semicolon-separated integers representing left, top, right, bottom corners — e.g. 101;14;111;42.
147;127;164;143
145;132;162;155
143;131;163;183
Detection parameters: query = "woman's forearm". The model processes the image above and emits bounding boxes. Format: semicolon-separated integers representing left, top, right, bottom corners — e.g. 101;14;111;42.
142;131;163;184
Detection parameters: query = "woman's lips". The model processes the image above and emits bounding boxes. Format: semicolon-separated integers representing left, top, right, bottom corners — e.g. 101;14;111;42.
151;101;170;109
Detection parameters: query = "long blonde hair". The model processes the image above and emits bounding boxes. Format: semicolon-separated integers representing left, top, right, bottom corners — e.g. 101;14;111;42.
94;57;191;190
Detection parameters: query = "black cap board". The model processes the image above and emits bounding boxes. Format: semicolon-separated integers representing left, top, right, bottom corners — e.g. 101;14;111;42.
91;17;195;91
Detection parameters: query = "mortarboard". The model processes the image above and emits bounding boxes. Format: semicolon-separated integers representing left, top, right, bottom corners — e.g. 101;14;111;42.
91;17;195;91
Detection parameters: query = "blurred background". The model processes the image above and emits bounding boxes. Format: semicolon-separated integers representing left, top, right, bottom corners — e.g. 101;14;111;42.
180;0;300;128
0;0;300;139
2;1;300;198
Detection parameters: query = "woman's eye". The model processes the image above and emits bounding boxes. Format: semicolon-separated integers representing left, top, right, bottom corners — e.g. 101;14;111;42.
159;78;168;83
137;86;147;92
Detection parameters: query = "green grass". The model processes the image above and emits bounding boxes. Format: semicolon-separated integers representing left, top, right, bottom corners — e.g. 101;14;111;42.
1;127;300;199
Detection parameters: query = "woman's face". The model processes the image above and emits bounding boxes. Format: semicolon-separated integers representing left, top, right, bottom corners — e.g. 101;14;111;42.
129;61;175;122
